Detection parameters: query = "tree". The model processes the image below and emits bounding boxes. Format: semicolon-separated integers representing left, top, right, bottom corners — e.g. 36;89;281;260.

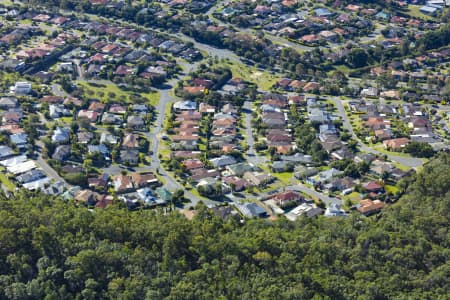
172;189;184;205
347;48;369;68
404;142;435;158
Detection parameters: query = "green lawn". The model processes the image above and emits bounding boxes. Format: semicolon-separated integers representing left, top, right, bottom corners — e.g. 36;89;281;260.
332;64;352;75
405;5;436;21
273;172;294;184
217;61;280;91
0;174;15;191
76;81;160;106
385;185;400;195
372;144;413;158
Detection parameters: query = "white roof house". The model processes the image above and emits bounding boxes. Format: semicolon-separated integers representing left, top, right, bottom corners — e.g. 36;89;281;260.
0;154;28;167
22;177;51;190
10;81;32;95
7;160;36;175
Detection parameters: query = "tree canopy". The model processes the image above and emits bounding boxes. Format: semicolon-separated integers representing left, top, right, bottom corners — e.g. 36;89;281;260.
0;154;449;299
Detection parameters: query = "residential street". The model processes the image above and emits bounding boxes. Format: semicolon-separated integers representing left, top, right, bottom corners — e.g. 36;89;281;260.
287;184;342;207
330;97;424;168
243;101;268;166
34;142;68;187
50;83;68;97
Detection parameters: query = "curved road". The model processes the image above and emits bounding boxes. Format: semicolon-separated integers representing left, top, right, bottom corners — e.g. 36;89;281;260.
330;97;424;168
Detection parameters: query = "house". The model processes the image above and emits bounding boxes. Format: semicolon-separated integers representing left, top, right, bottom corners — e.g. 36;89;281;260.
362;181;384;193
51;127;70;143
2;110;22;124
74;189;98;206
120;150;139;164
272;190;303;208
100;132;118;144
226;163;255;177
319;30;338;42
78;110;99;122
331;147;354;161
360;87;378;98
235;202;267;218
0;97;18;109
308;168;343;185
408;117;429;129
199;103;216;114
132;104;149;113
49;104;70;118
285;203;324;220
114;65;134;76
43;181;66;196
243;171;274;187
122;134;140;149
127;115;145;129
0;146;15;160
222;176;248;192
88;173;109;190
0;154;27;167
109;104;127;114
101;112;122;125
135;188;160;205
171;151;202;159
356;199;385;216
210;155;237;169
314;8;333;17
324;203;347;217
420;5;438;15
196;177;222;195
10;133;28;149
374;129;392;141
211;206;240;221
366;117;389;130
130;172;158;188
308;108;329;124
182;159;204;171
370;160;394;177
16;169;46;184
52;145;71;161
77;131;94;144
173;100;197;111
57;62;73;72
326;177;355;193
88;144;109;157
95;195;114;209
7;160;37;175
88;101;106;113
113;174;134;193
383;138;410;150
190;168;221;181
221;103;238;115
10;82;31;95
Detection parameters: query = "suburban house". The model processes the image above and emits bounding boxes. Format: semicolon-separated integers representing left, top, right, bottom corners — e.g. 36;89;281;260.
383;138;410;150
356;199;385;216
272;190;303;207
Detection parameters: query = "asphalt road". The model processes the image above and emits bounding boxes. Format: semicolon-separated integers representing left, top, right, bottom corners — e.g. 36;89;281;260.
34;143;69;187
243;101;268;166
330;97;424;168
51;83;68;97
287;184;342;206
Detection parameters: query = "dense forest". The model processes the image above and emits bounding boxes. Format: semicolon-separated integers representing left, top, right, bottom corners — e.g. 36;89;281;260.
0;154;449;299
